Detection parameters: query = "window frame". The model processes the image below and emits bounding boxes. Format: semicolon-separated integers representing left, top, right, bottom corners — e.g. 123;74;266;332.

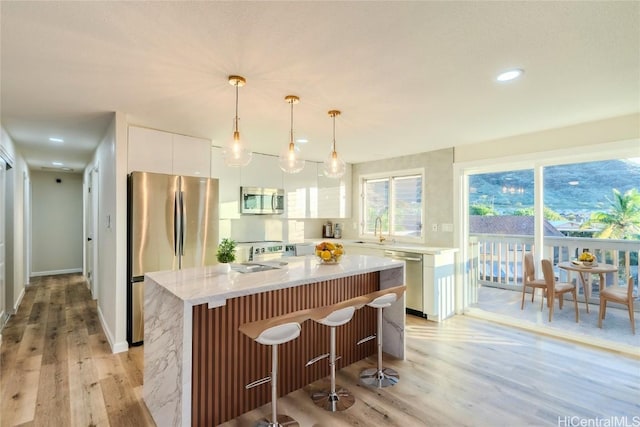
359;168;425;243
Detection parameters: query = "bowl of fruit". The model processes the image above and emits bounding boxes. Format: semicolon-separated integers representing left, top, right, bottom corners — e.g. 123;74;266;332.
578;252;597;267
315;242;344;264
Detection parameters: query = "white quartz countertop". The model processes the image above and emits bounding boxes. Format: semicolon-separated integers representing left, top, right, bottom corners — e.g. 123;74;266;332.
306;239;459;255
145;254;404;308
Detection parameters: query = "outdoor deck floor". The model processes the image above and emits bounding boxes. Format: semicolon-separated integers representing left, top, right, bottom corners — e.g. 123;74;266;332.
468;286;639;356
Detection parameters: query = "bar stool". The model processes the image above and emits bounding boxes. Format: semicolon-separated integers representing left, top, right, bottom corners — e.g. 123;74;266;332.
239;310;311;427
306;296;370;412
358;285;406;388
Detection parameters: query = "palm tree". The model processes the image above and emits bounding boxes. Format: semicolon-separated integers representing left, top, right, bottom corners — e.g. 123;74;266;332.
582;188;640;239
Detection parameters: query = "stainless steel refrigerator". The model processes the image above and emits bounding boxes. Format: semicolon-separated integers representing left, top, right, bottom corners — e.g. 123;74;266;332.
127;171;219;345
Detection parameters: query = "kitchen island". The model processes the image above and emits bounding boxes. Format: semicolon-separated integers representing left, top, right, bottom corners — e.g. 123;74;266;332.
143;254;405;427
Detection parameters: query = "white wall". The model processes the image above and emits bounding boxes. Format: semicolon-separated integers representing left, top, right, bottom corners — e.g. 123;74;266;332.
349;148;455;248
30;171;83;275
454;113;639;163
87;112;128;353
0;127;29;321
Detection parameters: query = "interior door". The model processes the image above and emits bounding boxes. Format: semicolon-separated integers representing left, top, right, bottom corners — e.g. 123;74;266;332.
179;176;219;269
0;160;5;325
85;171;94;294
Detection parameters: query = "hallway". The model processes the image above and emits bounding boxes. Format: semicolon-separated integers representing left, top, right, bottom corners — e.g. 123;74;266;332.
0;274;153;426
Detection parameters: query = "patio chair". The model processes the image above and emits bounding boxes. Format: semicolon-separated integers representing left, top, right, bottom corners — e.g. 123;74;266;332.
598;277;635;335
521;253;547;310
541;259;579;323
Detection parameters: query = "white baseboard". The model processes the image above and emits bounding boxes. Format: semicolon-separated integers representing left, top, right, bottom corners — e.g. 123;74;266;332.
13;287;25;313
31;268;83;277
97;305;128;354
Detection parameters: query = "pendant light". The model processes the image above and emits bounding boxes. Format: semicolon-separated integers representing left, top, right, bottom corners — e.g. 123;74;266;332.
222;75;252;167
278;95;305;174
322;110;346;178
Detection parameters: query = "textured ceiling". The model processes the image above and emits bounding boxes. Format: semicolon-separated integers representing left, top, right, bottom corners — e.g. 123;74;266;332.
1;1;638;172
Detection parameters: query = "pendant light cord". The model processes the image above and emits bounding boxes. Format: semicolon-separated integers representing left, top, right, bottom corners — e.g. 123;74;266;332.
332;114;337;152
290;99;294;143
234;82;239;133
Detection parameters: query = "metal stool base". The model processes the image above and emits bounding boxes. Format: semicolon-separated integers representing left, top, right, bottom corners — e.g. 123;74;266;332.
360;367;399;388
311;387;355;412
254;414;299;427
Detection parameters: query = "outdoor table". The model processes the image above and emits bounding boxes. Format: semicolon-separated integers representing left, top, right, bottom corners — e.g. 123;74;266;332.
557;261;619;314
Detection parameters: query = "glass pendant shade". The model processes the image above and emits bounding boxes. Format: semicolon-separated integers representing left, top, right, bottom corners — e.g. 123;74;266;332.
222;75;252;167
223;130;252;167
322;110;345;178
323;149;346;178
279;95;305;174
279;141;305;173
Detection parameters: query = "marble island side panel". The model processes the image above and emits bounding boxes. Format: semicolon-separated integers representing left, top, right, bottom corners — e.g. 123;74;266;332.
144;277;192;427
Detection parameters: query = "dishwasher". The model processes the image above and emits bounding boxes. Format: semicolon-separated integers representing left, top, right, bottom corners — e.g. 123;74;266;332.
384;250;425;317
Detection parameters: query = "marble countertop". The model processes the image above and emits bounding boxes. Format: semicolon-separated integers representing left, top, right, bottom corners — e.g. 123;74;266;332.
145;254;404;308
306;238;458;255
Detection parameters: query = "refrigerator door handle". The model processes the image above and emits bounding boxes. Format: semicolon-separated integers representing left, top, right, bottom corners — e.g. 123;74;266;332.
179;190;185;257
173;191;179;256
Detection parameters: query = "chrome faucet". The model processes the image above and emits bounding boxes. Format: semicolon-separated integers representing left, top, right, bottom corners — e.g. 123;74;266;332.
374;216;386;243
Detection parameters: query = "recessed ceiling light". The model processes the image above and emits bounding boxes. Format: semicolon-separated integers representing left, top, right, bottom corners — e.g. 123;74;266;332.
496;68;524;82
52;161;63;166
296;138;308;144
49;137;64;143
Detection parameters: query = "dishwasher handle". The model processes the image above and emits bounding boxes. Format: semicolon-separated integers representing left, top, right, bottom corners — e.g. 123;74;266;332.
384;250;422;262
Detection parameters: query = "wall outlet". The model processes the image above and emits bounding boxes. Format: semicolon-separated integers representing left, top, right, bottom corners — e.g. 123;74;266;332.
431;223;438;232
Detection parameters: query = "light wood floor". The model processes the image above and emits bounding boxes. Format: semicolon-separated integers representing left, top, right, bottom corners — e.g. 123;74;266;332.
2;274;639;427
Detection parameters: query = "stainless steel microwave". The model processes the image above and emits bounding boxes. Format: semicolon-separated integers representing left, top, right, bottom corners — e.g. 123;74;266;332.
240;186;285;215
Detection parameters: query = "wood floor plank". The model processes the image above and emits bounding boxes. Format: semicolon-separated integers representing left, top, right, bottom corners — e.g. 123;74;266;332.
32;361;71;426
67;314;110;427
0;355;42;426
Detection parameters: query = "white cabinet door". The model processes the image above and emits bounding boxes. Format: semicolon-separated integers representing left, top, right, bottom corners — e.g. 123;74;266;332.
172;134;211;177
211;147;241;219
240;153;283;189
342;244;384;257
423;252;456;321
317;163;351;218
284;163;318;218
127;126;173;174
128;127;210;177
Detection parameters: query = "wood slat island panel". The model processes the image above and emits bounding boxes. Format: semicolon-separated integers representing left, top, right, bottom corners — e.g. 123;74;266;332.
191;273;379;426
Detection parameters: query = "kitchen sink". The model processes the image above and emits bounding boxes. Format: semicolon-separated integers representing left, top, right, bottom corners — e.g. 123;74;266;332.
232;262;286;274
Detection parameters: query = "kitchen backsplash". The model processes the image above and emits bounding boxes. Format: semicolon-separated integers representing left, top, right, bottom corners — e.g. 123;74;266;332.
221;216;331;243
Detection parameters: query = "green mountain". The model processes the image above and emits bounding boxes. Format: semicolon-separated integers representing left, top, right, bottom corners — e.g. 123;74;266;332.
469;159;640;215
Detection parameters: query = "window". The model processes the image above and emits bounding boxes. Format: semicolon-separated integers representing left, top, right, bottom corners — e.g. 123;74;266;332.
362;172;423;239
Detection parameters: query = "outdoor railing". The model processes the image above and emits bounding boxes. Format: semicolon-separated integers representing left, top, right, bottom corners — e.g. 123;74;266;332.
469;234;639;305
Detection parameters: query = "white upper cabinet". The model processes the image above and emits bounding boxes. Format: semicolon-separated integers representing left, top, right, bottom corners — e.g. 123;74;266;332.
211;146;241;219
127;126;211;177
240;153;283;189
127;126;173;174
317;163;351;219
172;134;211;177
284;162;318;218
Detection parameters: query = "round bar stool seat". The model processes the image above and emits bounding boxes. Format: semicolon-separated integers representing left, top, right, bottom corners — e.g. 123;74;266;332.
240;311;310;427
359;286;406;388
307;296;369;412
